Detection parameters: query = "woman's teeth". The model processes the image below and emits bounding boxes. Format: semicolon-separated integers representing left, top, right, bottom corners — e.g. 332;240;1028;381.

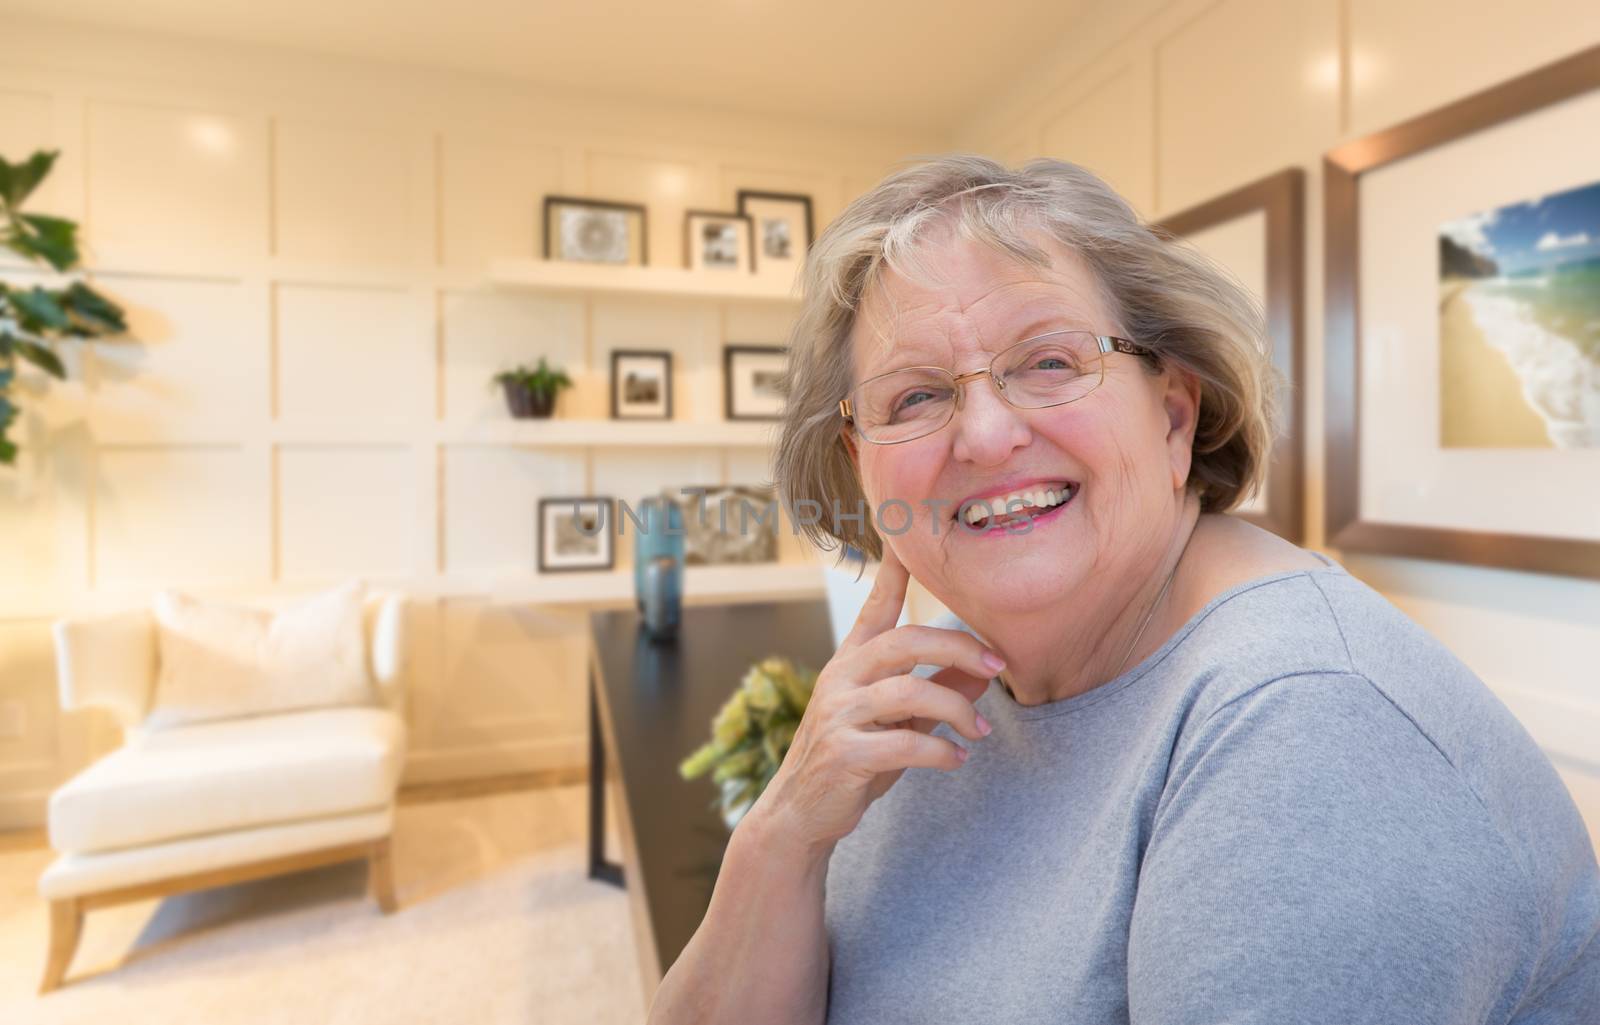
961;484;1073;526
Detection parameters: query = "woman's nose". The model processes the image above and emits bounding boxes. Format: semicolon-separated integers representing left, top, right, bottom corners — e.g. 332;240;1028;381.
950;375;1031;465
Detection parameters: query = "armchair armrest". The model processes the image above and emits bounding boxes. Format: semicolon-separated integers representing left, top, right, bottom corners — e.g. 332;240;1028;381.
364;592;408;716
51;608;158;730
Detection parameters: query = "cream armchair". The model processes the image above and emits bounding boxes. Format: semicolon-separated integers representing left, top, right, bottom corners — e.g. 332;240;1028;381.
38;591;409;993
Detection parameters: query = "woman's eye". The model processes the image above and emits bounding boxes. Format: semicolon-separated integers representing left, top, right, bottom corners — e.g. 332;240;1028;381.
896;390;935;411
1033;357;1070;370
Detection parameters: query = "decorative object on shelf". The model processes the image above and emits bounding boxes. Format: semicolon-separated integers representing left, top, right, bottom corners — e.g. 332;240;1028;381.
633;495;684;613
492;356;573;418
736;190;813;283
1154;168;1304;543
0;149;128;466
543;195;648;266
678;655;818;830
667;483;778;566
1324;42;1600;578
683;210;753;272
723;344;787;420
537;496;615;572
610;348;672;419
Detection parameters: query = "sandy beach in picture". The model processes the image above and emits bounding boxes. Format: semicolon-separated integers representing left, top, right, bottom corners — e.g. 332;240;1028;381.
1439;280;1552;447
1438;178;1600;449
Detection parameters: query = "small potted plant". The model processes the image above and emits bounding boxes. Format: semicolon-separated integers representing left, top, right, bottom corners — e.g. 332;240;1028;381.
492;357;573;418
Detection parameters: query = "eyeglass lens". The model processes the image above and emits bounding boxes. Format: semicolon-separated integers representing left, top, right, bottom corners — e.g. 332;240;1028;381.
849;331;1107;443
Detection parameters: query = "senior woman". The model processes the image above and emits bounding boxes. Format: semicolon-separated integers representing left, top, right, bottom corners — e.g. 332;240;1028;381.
647;157;1599;1024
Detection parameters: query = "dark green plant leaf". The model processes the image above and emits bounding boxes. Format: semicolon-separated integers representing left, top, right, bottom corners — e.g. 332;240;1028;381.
10;287;69;331
14;339;65;379
0;434;16;466
61;282;126;335
13;213;78;271
0;365;13;390
0;150;59;209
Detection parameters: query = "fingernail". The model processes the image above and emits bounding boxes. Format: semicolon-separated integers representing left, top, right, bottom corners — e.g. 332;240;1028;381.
976;713;992;736
981;651;1006;673
956;745;970;761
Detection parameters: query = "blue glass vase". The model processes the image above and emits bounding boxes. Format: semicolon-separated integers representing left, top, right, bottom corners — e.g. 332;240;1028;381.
634;496;685;617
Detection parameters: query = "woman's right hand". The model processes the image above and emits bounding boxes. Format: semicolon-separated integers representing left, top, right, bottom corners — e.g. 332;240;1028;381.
746;545;1004;858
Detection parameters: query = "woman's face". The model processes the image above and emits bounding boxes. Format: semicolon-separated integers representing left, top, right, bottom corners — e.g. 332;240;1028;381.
844;231;1198;617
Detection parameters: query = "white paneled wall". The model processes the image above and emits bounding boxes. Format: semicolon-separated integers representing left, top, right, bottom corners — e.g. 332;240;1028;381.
0;18;931;826
957;0;1600;843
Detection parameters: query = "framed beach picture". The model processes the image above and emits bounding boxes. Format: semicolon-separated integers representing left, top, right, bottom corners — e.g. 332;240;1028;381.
737;190;813;285
538;497;615;573
664;483;779;566
610;349;672;420
544;196;648;266
724;344;787;421
1324;42;1600;578
684;211;753;272
1155;168;1305;543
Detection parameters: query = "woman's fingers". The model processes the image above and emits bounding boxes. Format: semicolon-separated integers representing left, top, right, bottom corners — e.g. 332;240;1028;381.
842;624;1005;683
852;726;970;774
928;666;993;706
852;674;991;743
839;545;910;651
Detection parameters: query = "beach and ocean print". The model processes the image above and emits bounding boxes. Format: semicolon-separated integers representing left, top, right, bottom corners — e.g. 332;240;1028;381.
1438;178;1600;449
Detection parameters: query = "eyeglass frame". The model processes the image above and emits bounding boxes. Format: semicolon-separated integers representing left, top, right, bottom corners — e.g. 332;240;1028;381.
837;330;1154;445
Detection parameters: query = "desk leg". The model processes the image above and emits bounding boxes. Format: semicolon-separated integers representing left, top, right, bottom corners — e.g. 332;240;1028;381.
589;669;625;889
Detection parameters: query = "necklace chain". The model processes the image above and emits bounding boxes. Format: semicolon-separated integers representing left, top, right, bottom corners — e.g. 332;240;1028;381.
999;522;1196;700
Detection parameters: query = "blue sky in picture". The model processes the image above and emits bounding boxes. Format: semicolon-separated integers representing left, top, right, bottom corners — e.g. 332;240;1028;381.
1440;177;1600;275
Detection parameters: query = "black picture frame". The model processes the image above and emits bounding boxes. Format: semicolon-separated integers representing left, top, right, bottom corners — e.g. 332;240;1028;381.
610;349;674;420
537;496;615;573
736;189;814;254
543;195;649;266
723;344;787;421
683;210;754;271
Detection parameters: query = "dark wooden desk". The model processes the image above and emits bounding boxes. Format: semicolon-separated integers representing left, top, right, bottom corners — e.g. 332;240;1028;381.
587;600;837;1002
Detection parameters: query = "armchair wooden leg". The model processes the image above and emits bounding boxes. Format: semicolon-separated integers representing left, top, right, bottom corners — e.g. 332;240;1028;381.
41;898;83;994
368;836;399;914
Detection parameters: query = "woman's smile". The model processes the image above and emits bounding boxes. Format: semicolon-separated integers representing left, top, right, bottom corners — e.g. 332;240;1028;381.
953;481;1078;538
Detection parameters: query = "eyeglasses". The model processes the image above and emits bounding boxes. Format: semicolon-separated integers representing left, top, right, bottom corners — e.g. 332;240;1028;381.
838;330;1151;445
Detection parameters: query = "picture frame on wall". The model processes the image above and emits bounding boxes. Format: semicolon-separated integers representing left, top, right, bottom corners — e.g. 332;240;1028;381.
683;210;754;272
1324;43;1600;578
724;344;787;421
736;190;814;283
1154;168;1305;543
544;196;648;266
537;496;615;573
610;349;673;420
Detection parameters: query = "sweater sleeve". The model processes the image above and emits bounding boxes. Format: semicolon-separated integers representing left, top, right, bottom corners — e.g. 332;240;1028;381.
1126;671;1541;1025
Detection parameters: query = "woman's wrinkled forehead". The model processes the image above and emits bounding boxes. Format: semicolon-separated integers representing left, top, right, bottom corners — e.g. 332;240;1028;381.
849;235;1114;376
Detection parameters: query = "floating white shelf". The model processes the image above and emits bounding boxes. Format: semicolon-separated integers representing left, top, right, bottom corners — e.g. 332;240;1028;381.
487;562;824;607
440;419;778;447
489;259;801;303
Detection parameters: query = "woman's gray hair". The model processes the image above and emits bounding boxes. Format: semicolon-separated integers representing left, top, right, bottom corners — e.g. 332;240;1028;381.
772;154;1281;562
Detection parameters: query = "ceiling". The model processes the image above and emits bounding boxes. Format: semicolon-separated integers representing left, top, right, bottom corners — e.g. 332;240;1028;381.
3;0;1091;132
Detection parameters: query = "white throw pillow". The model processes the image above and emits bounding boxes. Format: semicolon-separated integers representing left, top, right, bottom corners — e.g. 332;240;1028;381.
147;580;374;730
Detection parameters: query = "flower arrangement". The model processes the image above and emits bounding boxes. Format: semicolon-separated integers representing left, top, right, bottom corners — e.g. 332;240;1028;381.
679;655;818;829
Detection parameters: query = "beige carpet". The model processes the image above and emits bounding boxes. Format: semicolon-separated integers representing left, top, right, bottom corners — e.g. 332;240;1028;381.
0;785;646;1024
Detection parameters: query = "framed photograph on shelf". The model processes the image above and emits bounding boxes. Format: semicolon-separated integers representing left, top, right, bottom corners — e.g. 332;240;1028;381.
737;190;813;282
537;497;615;573
610;349;673;420
684;210;753;271
1324;43;1600;578
1155;168;1305;543
724;344;787;421
543;196;648;266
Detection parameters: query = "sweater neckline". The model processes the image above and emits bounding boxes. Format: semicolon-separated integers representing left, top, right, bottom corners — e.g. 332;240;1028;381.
981;556;1345;723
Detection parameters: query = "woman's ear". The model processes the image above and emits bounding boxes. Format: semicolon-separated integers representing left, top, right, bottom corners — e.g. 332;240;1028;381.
1162;366;1201;491
840;425;859;464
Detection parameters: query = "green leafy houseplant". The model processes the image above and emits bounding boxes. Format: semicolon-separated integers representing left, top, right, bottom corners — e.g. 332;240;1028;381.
0;149;128;465
492;357;573;418
679;655;818;830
